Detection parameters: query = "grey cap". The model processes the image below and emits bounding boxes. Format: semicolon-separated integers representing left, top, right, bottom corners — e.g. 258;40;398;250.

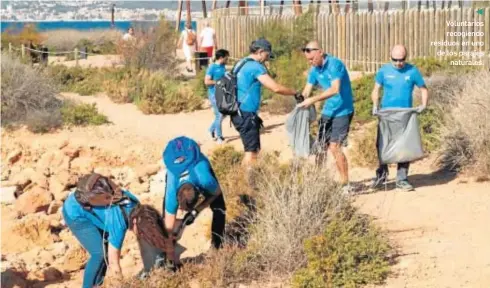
251;38;275;59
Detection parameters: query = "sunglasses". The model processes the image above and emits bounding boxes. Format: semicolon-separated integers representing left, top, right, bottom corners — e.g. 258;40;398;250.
391;57;406;62
302;48;320;53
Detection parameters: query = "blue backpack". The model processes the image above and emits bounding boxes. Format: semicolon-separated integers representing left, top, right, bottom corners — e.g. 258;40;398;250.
163;136;201;176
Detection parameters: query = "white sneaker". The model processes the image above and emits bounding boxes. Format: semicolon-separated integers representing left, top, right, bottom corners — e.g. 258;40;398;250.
216;137;225;144
341;183;354;195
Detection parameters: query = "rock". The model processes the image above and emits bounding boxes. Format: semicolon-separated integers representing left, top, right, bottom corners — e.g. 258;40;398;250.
15;186;53;215
128;182;149;195
47;201;61;215
48;242;68;258
10;168;35;189
7;149;22;165
36;151;70;176
0;269;29;288
31;172;49;189
40;267;63;282
63;245;88;272
111;166;138;187
37;250;55;267
0;186;18;204
3;217;55;254
94;166;111;177
70;157;95;175
59;229;79;247
58;140;69;149
136;164;161;179
49;177;67;201
62;146;81;160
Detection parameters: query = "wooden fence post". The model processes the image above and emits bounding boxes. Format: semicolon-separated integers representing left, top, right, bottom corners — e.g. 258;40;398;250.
74;48;79;66
21;44;25;58
9;42;12;53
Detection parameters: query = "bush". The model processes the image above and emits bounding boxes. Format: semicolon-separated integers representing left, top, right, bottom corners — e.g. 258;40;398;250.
351;123;378;168
61;101;109;126
1;52;63;132
438;71;490;177
292;208;392;288
262;51;310;114
254;11;315;59
136;72;202;114
118;18;179;73
411;57;478;77
1;25;45;48
46;65;103;95
192;69;208;99
351;74;376;123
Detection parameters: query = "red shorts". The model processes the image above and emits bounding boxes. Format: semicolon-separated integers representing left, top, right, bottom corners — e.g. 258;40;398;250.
201;46;214;58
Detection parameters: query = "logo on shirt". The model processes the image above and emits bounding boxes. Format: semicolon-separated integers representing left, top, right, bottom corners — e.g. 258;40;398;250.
385;75;395;79
405;76;411;82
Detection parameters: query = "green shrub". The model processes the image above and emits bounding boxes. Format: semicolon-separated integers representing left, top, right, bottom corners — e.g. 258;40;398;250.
254;11;315;59
411;57;478;77
192;69;208;99
292;208;392;288
46;65;103;95
136;72;202;114
351;74;376;123
61;101;109;126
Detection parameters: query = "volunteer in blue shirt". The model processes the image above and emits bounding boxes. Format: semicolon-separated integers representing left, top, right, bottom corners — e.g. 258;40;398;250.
370;44;429;191
204;49;229;144
297;40;355;193
162;136;226;264
231;38;302;172
62;175;139;288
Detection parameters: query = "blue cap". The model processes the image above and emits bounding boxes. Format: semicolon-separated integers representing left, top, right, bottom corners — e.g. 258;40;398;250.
251;38;275;59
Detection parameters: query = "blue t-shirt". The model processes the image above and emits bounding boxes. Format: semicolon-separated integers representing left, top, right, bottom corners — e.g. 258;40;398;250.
62;190;139;250
307;55;354;118
375;63;426;109
206;63;226;102
164;153;219;215
234;58;267;113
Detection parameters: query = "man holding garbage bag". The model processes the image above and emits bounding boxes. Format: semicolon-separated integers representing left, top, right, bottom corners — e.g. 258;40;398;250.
371;44;429;192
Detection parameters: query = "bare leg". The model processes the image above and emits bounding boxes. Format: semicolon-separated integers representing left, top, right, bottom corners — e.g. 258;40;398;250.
329;142;349;185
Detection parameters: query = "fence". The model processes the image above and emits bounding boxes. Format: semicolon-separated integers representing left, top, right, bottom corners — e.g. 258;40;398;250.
199;7;490;71
7;43;99;66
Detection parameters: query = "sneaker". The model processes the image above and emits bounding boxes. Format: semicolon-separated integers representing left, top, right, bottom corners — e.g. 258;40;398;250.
216;137;225;144
341;183;354;195
370;172;388;190
396;180;414;191
210;131;216;141
136;269;150;280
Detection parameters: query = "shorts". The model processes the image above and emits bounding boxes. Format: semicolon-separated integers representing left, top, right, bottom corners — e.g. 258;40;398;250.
317;113;353;146
231;111;264;152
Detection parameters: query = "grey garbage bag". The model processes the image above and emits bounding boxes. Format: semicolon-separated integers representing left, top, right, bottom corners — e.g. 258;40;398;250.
377;108;424;164
286;106;317;158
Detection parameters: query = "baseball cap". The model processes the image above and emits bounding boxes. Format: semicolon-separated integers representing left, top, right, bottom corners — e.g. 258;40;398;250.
251;38;275;59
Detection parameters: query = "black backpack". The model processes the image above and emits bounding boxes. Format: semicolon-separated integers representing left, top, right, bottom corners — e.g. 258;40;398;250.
214;58;254;116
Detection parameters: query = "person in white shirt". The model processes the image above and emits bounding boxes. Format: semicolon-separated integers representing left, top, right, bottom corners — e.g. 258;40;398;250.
198;20;218;60
178;23;198;73
122;27;135;41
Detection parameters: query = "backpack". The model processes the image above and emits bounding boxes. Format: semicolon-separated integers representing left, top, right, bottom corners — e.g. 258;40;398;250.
163;136;201;176
214;58;254;116
186;30;196;46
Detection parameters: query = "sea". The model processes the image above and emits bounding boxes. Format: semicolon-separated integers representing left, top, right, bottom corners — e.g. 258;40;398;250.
0;20;197;33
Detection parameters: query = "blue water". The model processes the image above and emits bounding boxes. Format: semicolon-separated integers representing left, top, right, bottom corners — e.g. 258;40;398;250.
0;20;197;33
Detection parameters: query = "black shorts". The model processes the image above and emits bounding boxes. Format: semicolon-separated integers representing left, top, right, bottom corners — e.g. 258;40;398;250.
317;113;353;146
231;111;263;152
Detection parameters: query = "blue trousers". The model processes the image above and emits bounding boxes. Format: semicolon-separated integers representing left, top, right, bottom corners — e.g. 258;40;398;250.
209;101;224;138
63;208;107;288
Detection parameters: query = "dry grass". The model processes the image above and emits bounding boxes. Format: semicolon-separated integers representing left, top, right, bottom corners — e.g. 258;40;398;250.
41;29;120;52
351;123;379;168
438;71;490;177
1;52;63;132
